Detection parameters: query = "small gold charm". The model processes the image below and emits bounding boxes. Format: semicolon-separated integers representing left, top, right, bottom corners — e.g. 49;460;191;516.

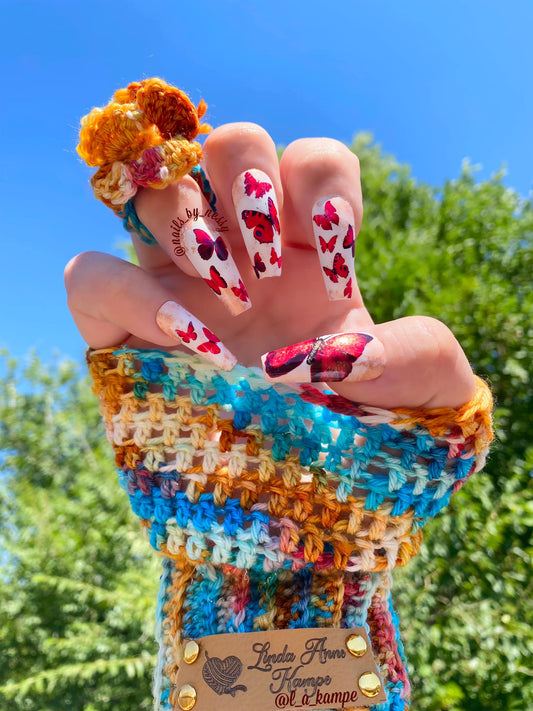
183;640;200;665
358;671;381;698
177;684;197;710
346;633;367;657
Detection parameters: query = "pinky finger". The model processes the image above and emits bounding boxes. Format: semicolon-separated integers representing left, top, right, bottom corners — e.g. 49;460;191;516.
64;251;237;370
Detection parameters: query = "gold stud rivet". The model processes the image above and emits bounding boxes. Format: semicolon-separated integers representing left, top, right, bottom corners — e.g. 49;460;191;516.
358;671;381;698
346;633;367;657
178;684;197;710
183;640;200;665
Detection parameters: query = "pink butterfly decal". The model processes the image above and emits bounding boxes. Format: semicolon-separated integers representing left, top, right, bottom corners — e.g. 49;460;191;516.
268;197;280;233
319;234;336;253
344;278;352;299
264;333;373;382
204;265;228;295
342;225;354;256
313;201;339;230
176;321;197;343
194;229;229;262
244;171;272;198
253;252;266;278
270;247;281;268
231;279;249;302
323;253;349;283
197;327;221;355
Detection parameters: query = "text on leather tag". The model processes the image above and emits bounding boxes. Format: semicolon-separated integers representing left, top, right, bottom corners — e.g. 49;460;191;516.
173;627;387;710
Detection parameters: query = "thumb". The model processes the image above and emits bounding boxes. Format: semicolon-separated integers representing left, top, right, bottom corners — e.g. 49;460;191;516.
261;316;476;409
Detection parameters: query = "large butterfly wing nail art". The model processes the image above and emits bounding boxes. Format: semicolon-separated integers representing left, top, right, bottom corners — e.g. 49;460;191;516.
263;333;384;383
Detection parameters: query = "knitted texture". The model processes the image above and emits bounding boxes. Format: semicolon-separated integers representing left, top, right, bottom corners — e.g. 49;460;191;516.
77;78;211;244
88;347;493;711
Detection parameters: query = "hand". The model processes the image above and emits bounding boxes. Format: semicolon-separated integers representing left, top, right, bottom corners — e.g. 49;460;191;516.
65;123;475;409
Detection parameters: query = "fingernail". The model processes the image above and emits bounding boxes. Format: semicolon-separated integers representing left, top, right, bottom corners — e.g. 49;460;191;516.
156;301;238;370
261;332;385;383
232;169;282;279
181;218;251;316
312;197;356;301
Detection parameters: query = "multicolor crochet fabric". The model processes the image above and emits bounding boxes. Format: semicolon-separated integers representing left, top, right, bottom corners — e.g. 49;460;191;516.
88;347;493;711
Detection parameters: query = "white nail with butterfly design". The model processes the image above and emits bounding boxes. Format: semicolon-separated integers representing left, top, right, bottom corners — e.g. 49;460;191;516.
232;169;282;279
156;301;238;371
181;217;251;316
312;196;356;301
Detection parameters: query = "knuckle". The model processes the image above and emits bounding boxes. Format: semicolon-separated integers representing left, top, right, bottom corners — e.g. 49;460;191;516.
281;138;360;181
204;122;275;156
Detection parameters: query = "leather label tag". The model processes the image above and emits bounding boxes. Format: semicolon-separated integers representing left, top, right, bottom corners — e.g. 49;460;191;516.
174;627;387;710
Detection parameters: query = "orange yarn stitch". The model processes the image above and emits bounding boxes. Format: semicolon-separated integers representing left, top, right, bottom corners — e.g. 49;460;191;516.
77;78;210;213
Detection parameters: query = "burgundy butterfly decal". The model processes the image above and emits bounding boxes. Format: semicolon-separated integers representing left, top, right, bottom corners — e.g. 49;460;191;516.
342;225;355;256
244;171;272;198
231;279;249;302
242;198;279;244
176;321;197;343
264;333;373;382
194;229;229;261
323;253;349;283
197;327;221;355
313;201;339;230
204;265;228;294
319;234;336;253
253;252;266;278
344;278;352;299
270;247;281;268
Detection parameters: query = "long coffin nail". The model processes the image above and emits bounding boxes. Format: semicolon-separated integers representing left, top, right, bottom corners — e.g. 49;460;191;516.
156;301;237;371
261;332;385;383
181;217;251;316
232;169;282;279
312;197;356;301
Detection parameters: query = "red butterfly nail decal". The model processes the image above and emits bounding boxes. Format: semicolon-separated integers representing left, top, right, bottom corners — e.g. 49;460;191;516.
313;200;339;230
242;198;280;244
244;171;272;198
268;197;280;233
319;234;336;253
175;321;197;343
344;278;352;299
204;265;228;294
231;279;249;302
323;253;349;283
253;251;266;278
264;333;373;382
342;224;355;256
270;247;281;268
197;327;221;355
194;229;229;261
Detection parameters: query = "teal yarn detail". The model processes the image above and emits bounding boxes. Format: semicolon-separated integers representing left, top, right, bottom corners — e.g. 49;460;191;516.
190;165;217;211
120;199;158;245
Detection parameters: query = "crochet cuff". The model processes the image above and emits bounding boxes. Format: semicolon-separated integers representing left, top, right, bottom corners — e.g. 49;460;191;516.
87;347;493;710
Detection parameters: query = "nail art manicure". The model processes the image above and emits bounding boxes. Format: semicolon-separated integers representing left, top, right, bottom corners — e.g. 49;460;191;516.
261;332;385;383
181;217;251;315
312;197;356;301
156;301;237;370
232;169;282;279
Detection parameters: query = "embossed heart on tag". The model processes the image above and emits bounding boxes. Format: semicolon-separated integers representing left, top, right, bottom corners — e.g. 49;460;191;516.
202;651;248;697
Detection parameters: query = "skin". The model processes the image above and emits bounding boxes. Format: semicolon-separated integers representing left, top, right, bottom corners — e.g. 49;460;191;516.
65;123;476;409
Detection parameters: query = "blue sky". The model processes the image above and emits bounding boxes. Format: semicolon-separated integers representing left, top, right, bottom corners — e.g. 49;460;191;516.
1;0;532;363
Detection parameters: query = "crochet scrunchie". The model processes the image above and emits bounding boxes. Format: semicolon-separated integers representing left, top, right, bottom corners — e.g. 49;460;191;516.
87;347;493;710
77;78;211;244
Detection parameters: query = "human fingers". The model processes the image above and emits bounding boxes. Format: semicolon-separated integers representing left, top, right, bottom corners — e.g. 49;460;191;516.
261;316;476;409
280;138;363;305
64;251;237;370
133;176;252;315
202;122;283;280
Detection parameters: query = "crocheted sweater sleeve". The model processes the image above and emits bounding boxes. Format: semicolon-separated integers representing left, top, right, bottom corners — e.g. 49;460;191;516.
87;346;493;711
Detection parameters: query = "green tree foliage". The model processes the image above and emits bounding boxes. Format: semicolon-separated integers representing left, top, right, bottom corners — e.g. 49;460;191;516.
0;355;160;709
1;137;531;709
